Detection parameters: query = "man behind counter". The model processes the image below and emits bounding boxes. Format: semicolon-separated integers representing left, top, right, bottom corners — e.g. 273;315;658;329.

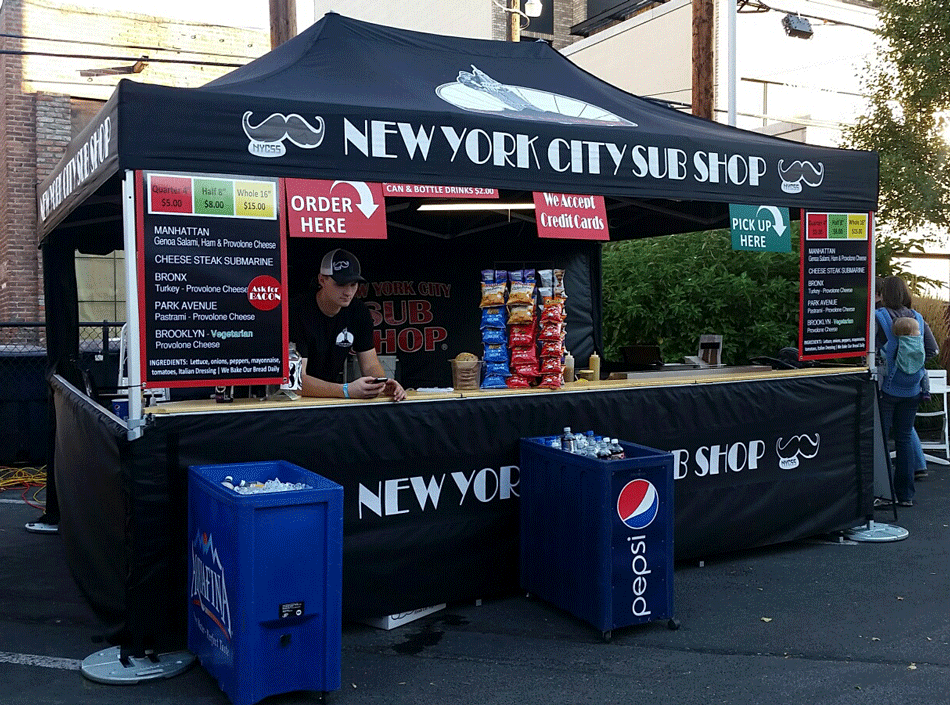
290;248;406;401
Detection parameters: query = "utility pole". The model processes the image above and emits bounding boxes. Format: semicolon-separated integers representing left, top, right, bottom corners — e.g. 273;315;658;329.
691;0;714;120
509;0;521;42
269;0;297;49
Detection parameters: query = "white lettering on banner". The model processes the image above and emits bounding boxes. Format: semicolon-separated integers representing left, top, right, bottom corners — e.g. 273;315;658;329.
337;117;808;193
39;116;112;223
398;122;435;160
671;434;823;479
358;466;519;519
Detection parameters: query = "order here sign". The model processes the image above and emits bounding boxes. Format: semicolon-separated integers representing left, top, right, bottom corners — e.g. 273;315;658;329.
533;191;609;240
285;178;387;239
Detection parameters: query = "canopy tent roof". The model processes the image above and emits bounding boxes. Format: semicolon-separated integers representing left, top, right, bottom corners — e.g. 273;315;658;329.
38;12;877;247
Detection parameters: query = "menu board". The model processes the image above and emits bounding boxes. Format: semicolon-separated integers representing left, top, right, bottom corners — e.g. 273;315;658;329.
799;211;872;360
137;171;287;388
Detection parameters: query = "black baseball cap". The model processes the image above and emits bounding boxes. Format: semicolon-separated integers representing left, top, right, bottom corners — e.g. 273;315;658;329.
320;248;366;285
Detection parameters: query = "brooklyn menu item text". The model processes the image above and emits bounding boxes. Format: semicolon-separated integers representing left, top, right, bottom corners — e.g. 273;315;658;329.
137;171;287;388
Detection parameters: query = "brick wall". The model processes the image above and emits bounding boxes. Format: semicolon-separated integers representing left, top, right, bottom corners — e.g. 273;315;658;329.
0;0;38;324
0;0;268;327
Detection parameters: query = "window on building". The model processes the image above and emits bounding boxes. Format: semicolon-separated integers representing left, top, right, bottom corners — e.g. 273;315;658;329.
76;252;125;324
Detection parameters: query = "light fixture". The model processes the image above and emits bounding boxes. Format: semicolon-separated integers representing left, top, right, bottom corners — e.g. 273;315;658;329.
492;0;543;41
782;13;813;39
80;56;149;78
417;202;536;212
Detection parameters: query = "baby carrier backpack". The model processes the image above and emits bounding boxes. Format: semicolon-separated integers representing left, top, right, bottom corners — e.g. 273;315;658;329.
876;308;925;397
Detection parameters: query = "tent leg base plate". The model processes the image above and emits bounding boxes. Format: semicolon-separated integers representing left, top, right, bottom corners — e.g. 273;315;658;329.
842;521;909;542
80;646;194;684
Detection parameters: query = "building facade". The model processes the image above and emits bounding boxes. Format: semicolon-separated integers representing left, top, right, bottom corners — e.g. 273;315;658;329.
0;0;267;331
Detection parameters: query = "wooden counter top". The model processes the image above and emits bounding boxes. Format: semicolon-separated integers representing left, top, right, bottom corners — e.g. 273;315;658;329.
141;365;868;416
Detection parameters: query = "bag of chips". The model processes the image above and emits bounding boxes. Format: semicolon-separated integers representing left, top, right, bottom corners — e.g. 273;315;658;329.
553;269;566;299
506;374;533;389
484;361;511;377
539;373;564;389
480;270;508;308
507;269;536;306
480;307;507;329
483;343;509;363
539;356;563;375
508;304;535;325
481;327;506;346
509;324;535;347
540;300;565;324
511;345;538;366
540;340;563;359
512;361;540;378
481;374;508;389
538;321;563;342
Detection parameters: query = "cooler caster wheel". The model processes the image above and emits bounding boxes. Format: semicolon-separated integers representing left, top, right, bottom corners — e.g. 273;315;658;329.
602;630;612;642
667;618;680;631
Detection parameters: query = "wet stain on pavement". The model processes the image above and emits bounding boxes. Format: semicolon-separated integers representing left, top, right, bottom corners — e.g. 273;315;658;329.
392;613;469;655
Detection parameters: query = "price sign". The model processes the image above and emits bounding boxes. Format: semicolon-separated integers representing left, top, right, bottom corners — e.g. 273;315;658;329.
236;180;276;218
194;178;234;216
138;172;286;388
149;174;276;220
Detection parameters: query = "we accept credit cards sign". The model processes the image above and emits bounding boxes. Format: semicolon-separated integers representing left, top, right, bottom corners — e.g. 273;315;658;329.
729;204;790;252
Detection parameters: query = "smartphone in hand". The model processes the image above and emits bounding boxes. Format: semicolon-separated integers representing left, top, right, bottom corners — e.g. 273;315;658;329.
372;377;389;384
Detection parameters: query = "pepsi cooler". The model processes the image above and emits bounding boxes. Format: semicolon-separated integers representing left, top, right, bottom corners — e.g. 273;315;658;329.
188;460;343;705
519;437;675;639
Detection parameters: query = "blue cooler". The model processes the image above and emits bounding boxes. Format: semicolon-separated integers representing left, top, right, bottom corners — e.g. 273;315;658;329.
188;461;342;705
519;437;676;639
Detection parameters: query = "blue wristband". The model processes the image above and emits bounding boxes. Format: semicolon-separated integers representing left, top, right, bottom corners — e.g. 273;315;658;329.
342;383;349;399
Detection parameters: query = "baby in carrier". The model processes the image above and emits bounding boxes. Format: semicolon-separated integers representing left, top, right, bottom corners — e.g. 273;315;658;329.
891;316;929;401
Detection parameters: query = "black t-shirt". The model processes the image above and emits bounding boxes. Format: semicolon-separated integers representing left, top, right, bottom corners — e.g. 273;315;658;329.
289;293;375;383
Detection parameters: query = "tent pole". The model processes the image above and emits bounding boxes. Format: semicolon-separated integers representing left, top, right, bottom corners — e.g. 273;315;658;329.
868;213;876;373
122;170;144;440
727;0;737;126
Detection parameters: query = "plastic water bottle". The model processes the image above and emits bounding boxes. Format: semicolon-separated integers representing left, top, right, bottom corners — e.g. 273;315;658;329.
561;427;576;453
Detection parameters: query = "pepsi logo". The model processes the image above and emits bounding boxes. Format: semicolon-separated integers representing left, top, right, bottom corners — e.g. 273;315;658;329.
617;479;659;530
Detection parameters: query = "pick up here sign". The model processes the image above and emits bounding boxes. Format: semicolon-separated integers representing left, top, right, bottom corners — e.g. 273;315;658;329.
729;204;790;252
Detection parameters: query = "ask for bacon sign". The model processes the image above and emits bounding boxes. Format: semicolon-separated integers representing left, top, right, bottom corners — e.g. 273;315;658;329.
533;192;609;240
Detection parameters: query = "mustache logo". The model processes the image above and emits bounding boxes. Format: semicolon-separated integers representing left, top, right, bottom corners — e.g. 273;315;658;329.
778;160;824;193
776;433;820;469
242;111;325;158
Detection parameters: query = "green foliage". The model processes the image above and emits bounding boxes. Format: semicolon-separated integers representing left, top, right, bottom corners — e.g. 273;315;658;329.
843;1;950;236
602;227;800;365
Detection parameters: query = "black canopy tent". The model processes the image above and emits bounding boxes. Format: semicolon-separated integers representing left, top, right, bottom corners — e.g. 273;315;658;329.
36;14;878;653
38;11;878;384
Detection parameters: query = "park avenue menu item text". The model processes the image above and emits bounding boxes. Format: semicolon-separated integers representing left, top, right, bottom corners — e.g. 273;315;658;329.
799;211;872;360
137;172;286;388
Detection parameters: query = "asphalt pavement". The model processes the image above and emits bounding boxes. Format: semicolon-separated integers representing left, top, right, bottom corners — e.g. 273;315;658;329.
0;463;947;705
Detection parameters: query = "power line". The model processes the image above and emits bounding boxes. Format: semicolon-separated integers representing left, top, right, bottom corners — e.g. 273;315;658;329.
0;48;244;68
0;31;260;61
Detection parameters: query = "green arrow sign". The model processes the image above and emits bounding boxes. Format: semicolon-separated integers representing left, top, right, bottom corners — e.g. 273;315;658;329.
730;204;791;252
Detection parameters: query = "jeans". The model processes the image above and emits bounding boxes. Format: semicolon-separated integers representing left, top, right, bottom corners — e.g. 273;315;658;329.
879;392;920;502
912;427;926;471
